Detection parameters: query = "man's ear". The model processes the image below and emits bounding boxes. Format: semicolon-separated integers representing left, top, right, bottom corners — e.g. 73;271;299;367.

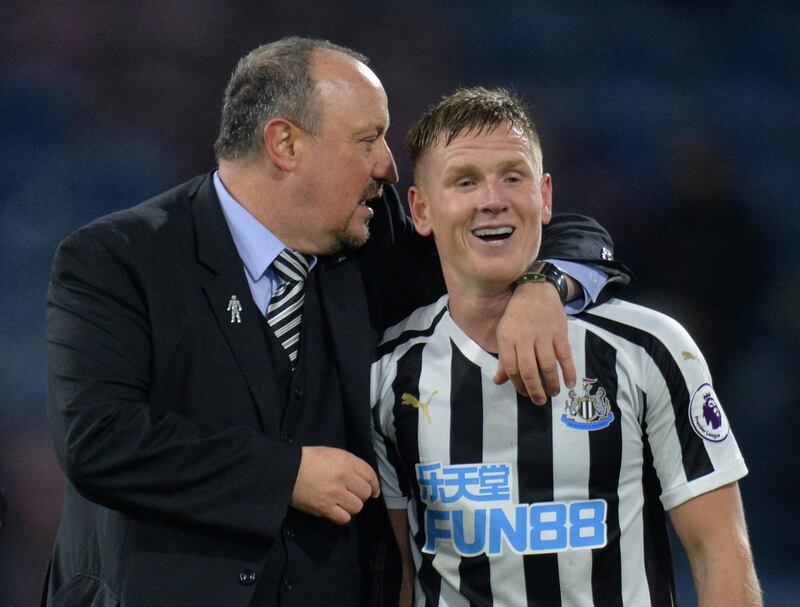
540;173;553;225
408;185;433;236
263;119;300;171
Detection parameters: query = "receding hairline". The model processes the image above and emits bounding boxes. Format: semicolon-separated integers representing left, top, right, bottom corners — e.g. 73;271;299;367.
306;49;388;133
214;37;371;160
309;48;384;96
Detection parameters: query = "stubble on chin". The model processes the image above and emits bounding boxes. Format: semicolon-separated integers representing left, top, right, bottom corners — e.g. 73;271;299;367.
332;219;370;254
329;183;381;254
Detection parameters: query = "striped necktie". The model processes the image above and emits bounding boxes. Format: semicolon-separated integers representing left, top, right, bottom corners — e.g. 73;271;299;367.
266;248;312;366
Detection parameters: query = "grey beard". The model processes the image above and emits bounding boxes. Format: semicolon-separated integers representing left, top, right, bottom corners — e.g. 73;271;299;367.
330;182;380;254
332;220;371;254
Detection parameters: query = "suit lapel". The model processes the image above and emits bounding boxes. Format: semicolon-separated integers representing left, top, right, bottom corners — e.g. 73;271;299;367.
318;255;377;463
191;175;280;435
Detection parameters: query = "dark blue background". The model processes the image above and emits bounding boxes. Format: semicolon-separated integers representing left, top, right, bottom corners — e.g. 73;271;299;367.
2;2;797;604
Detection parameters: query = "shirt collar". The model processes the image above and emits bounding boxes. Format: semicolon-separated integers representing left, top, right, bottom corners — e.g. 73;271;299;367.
213;171;315;281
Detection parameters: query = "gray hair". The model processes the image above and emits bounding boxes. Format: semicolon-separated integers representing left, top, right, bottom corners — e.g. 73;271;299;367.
214;37;368;160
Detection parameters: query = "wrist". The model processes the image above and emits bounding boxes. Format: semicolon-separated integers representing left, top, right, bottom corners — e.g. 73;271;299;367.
515;261;569;304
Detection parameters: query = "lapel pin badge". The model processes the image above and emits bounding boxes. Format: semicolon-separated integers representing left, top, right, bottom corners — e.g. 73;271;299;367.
227;295;242;323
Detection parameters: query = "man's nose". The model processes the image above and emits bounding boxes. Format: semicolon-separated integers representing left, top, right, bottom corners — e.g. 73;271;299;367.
373;139;398;184
479;180;509;212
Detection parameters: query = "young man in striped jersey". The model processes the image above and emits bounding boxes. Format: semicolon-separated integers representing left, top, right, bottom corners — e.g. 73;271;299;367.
371;88;761;606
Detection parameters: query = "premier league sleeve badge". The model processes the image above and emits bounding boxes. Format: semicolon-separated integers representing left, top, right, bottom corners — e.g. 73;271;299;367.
688;383;730;442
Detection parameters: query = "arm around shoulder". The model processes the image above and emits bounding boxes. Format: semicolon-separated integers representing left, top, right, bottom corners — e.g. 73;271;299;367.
540;212;632;293
495;212;631;402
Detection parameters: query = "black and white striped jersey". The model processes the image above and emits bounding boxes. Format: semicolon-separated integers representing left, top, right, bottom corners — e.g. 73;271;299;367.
371;295;747;607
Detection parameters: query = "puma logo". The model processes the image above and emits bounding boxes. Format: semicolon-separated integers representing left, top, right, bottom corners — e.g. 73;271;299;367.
682;351;698;361
401;390;438;423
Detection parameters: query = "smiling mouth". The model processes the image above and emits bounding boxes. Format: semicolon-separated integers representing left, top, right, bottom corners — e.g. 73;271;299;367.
472;226;515;241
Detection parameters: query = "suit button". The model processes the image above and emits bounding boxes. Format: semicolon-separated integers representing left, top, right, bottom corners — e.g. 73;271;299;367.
282;579;294;592
285;528;296;541
282;433;294;444
293;386;303;399
239;570;257;585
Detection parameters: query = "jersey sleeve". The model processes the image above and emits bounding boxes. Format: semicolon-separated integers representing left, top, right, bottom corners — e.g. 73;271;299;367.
639;310;747;510
586;301;748;511
370;354;411;510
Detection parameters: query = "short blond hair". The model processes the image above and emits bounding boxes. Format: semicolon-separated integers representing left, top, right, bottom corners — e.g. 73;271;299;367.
405;87;543;178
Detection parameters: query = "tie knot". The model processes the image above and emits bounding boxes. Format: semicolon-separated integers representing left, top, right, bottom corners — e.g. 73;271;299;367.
272;248;311;284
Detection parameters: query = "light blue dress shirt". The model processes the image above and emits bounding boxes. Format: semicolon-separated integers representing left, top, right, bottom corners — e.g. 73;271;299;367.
214;171;316;316
547;260;608;314
214;171;606;316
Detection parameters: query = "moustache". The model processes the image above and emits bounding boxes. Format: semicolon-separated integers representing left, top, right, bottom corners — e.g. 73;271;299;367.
361;182;384;202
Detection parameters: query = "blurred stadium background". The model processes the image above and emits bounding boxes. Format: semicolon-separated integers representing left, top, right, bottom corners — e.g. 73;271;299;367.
1;1;798;604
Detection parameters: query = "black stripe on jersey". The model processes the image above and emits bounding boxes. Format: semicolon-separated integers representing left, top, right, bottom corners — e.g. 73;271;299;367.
391;342;441;606
450;343;493;607
378;306;448;358
580;313;714;481
516;392;561;606
584;331;623;607
639;389;677;607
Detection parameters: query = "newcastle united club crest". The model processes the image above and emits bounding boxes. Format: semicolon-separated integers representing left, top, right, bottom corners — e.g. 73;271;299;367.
561;378;615;431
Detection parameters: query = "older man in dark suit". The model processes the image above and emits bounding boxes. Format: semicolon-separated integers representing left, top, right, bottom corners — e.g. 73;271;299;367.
43;37;628;606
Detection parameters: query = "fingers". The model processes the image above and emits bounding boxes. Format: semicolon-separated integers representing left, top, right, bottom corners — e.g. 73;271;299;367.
336;489;367;518
352;454;381;498
516;347;548;405
495;280;577;405
537;322;577;395
327;505;353;526
322;482;369;526
492;367;509;386
346;472;377;503
494;347;518;389
512;342;574;405
496;344;546;404
535;342;562;401
554;336;577;391
291;446;380;525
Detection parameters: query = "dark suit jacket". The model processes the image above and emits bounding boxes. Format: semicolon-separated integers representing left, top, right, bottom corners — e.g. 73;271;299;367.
43;173;628;606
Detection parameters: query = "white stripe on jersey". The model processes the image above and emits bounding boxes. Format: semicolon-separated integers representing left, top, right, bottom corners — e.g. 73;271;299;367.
418;333;465;604
482;377;527;606
551;326;594;606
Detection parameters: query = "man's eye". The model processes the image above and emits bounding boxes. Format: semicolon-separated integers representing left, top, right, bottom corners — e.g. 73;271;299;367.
456;178;475;187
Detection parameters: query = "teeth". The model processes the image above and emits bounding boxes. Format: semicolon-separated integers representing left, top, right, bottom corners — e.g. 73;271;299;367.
472;227;514;237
